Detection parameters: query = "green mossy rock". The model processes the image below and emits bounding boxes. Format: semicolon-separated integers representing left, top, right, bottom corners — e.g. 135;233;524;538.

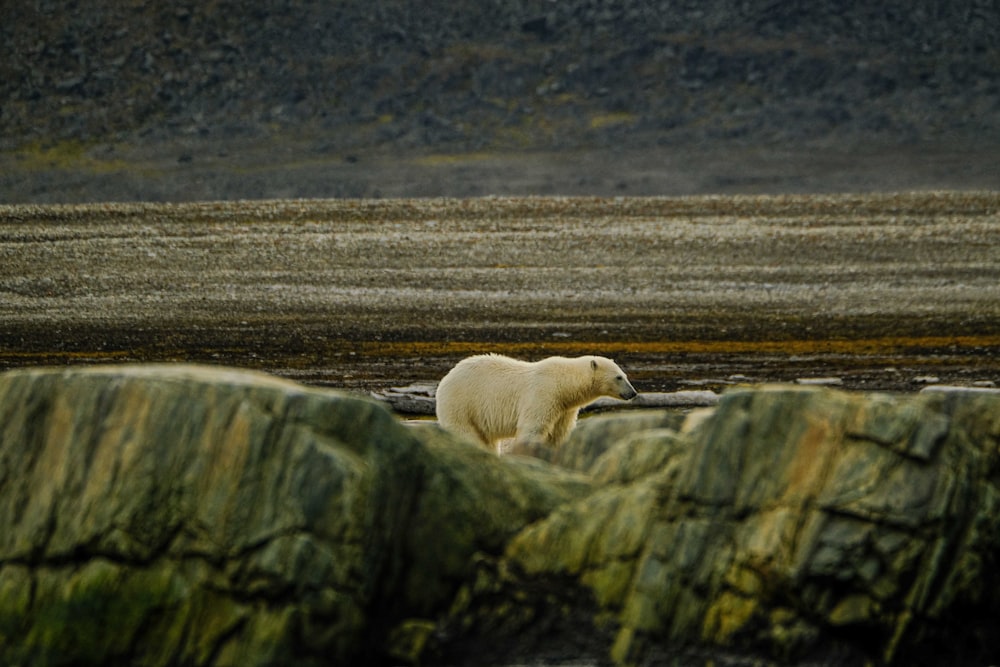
485;386;1000;666
3;367;1000;666
0;365;589;666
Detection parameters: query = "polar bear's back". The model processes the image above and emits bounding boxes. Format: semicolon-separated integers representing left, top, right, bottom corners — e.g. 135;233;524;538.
435;354;534;446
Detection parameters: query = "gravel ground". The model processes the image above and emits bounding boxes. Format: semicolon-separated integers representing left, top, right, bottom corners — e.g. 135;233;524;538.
2;192;999;404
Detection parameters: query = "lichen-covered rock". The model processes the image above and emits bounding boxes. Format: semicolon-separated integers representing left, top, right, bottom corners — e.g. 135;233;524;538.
4;366;1000;666
554;409;686;473
0;365;424;665
391;422;591;619
485;385;1000;666
0;364;589;666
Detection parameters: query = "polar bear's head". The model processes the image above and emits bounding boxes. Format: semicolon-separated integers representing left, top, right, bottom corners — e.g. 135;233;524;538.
589;356;638;401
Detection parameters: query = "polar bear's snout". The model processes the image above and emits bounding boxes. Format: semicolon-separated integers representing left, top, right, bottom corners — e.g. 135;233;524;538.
619;380;638;401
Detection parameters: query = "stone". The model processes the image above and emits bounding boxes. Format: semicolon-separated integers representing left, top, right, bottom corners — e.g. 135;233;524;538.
0;365;421;664
588;428;689;485
452;384;1000;666
4;367;1000;666
553;409;685;472
0;364;589;666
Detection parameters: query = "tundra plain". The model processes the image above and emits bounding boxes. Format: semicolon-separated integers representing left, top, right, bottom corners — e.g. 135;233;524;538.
2;193;999;400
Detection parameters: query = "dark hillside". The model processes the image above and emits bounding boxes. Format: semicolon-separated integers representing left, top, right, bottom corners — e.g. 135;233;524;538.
2;1;999;200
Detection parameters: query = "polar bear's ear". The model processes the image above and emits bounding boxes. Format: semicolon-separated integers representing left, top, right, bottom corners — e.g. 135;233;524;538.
591;359;598;371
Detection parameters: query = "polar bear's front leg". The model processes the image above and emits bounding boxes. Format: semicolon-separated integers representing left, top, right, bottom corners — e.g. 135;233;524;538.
505;408;570;459
503;413;551;457
548;409;580;448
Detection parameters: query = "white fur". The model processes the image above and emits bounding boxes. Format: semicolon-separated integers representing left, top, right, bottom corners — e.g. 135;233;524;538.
435;354;637;452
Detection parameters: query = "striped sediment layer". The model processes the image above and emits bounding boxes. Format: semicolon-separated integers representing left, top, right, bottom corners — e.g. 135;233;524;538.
1;192;998;393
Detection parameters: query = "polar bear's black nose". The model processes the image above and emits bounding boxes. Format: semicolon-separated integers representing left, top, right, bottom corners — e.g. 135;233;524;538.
621;385;638;400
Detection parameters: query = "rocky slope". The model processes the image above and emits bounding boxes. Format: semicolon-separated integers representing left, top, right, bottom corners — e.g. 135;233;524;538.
4;1;999;157
2;364;1000;665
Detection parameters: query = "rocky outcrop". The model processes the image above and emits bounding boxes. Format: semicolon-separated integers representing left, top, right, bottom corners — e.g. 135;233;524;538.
2;365;1000;666
449;385;1000;666
0;364;589;666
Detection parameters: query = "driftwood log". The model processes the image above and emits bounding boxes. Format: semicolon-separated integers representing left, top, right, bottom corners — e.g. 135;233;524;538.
371;385;720;416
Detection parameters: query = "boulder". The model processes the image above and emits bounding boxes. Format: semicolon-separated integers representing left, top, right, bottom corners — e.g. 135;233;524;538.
0;364;589;666
452;385;1000;666
3;366;1000;666
553;409;686;473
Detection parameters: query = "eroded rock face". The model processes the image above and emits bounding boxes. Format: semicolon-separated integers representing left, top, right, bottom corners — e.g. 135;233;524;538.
3;366;1000;666
0;364;589;666
482;386;1000;666
0;365;423;665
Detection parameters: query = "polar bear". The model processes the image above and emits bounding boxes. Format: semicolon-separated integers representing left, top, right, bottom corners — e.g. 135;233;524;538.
435;354;637;453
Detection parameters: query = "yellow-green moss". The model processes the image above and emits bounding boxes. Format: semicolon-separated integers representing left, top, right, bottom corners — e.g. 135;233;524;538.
589;112;637;130
14;139;128;173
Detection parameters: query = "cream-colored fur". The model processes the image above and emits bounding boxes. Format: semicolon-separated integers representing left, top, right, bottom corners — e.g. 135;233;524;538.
435;354;637;453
